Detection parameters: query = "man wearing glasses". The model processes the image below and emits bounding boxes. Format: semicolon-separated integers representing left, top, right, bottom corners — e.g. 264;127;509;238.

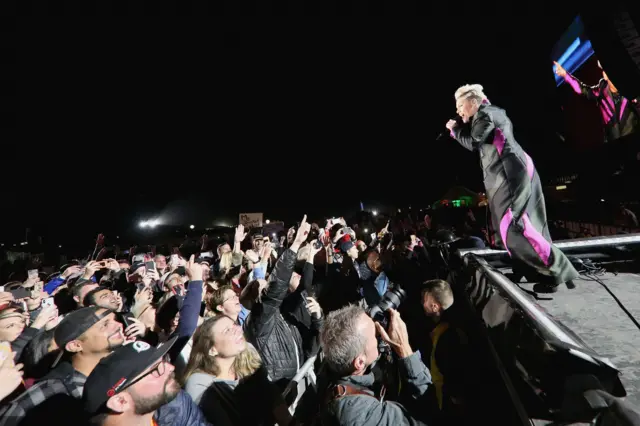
83;338;182;426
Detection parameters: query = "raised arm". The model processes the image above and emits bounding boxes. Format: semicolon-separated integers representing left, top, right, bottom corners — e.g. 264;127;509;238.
251;216;310;338
554;61;599;100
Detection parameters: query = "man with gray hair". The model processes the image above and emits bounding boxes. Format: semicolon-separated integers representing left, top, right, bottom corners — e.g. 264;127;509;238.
319;304;431;425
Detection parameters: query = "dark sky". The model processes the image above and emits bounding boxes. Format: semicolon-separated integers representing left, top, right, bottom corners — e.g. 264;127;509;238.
4;8;579;243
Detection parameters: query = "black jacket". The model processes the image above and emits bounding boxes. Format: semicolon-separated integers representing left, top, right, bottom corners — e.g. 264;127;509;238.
281;262;323;359
245;248;304;385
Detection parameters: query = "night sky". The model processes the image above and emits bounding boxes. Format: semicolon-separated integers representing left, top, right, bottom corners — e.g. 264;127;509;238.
4;7;580;245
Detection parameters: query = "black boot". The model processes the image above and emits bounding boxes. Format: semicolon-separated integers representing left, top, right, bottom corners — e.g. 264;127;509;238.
507;273;523;283
565;280;576;289
533;282;559;293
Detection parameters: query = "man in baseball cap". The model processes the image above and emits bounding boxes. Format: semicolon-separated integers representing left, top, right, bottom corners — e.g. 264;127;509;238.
83;336;180;426
0;307;125;426
51;306;125;368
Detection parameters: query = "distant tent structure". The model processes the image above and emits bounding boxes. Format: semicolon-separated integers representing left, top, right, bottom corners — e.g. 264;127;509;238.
432;186;484;208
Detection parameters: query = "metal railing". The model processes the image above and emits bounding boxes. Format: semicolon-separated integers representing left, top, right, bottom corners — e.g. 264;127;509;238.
282;353;320;415
556;220;639;238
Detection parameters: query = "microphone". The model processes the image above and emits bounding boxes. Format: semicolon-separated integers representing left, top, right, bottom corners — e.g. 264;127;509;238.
436;117;462;140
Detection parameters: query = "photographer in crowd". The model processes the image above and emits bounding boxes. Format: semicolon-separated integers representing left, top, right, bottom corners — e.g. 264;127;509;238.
319;304;432;425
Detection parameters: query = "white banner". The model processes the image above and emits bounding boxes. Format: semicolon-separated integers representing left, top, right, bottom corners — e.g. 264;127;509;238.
239;213;263;228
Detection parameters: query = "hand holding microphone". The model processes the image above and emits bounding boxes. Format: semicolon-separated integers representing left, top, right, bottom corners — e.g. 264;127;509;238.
437;116;462;140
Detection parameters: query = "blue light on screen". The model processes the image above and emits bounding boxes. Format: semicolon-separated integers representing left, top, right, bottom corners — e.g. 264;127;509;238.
558;38;581;66
551;15;596;87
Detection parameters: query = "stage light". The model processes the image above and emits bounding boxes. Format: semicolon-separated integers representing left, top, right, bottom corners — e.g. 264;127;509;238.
140;219;159;229
265;219;270;224
364;228;369;233
372;210;378;216
556;185;567;190
190;225;195;229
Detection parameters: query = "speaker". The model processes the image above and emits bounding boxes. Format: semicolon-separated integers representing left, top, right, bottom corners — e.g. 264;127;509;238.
581;3;640;100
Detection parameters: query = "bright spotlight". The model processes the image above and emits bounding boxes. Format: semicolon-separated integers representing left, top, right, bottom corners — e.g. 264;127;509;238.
372;210;378;216
148;220;158;228
190;225;195;229
139;221;148;228
364;228;369;233
265;219;270;224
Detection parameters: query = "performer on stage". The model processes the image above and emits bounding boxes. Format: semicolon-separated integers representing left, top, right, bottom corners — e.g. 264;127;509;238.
554;60;639;143
445;84;579;293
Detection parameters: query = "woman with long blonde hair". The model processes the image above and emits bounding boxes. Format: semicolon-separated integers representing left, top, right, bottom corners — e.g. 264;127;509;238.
181;315;294;426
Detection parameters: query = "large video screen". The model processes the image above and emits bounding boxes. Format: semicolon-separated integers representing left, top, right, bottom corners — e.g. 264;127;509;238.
551;16;605;151
552;15;640;152
551;16;595;87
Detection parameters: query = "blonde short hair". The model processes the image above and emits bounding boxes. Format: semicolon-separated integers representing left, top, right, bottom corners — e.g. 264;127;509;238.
455;84;488;105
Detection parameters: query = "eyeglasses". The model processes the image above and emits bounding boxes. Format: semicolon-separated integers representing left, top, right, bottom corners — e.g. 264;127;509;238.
222;294;239;304
121;354;171;391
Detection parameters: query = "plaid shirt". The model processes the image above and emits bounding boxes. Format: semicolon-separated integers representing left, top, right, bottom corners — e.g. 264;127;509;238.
0;365;86;426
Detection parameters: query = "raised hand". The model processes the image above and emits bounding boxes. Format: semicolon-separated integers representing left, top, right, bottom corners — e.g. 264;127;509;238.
553;61;567;78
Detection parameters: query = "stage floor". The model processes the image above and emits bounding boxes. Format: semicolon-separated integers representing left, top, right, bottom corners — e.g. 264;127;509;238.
511;271;640;410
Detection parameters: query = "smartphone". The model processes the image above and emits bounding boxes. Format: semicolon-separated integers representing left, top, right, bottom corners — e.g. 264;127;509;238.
132;254;146;263
170;254;180;265
116;312;132;328
9;287;31;300
0;342;14;368
34;281;43;294
28;269;39;280
145;261;156;272
42;297;54;308
200;251;213;258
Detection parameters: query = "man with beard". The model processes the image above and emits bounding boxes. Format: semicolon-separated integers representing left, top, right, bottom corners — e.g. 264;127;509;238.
421;279;469;423
83;339;181;426
0;307;126;426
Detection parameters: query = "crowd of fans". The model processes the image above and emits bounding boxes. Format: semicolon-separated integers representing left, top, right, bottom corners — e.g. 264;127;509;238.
0;210;574;425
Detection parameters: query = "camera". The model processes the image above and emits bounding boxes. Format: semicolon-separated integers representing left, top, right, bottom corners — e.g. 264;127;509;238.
368;286;407;329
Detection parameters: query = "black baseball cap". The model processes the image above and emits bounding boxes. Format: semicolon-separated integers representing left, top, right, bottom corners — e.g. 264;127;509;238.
130;262;145;273
83;336;177;414
54;306;112;350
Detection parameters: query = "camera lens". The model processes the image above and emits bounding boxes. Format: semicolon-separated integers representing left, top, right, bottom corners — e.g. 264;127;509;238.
367;286;407;326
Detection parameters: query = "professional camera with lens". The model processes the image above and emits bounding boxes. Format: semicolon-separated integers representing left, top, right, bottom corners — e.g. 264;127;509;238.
366;285;407;403
367;286;407;329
